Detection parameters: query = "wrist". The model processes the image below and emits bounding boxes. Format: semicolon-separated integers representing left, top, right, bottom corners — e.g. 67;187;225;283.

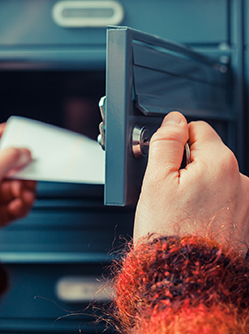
112;235;249;333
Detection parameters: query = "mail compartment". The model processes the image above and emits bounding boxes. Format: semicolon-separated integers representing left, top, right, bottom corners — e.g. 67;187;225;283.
122;0;228;44
0;71;105;141
0;193;134;333
0;0;228;47
0;198;134;255
0;263;114;333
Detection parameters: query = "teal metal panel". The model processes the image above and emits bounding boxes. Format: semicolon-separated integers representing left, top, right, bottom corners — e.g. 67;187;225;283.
121;0;228;44
0;0;106;46
0;0;228;46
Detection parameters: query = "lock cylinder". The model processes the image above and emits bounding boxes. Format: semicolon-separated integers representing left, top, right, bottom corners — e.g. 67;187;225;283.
132;124;150;159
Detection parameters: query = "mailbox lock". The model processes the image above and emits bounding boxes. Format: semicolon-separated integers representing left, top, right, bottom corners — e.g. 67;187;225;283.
132;124;150;159
97;98;150;159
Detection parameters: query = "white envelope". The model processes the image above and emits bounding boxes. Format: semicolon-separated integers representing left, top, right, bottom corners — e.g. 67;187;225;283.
0;116;105;184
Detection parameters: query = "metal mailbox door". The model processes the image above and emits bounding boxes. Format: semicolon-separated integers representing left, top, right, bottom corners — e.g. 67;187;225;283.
99;26;231;206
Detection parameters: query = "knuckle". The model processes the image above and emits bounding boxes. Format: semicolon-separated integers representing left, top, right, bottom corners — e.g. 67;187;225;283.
6;147;21;161
189;120;206;127
221;148;239;175
196;159;210;176
151;126;184;145
208;146;239;182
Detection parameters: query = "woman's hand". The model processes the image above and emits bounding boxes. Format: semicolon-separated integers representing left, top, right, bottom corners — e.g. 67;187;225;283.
134;112;249;254
0;123;36;227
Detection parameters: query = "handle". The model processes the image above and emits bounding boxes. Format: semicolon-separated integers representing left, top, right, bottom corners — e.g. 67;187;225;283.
52;1;124;27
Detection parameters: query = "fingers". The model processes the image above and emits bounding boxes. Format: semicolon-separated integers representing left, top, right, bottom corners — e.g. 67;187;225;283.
0;197;34;227
187;121;235;170
0;148;32;179
0;180;36;227
8;196;34;218
188;121;222;148
0;180;22;202
147;112;188;178
0;179;36;227
147;113;228;179
0;123;6;137
23;180;37;190
0;180;37;203
0;144;35;226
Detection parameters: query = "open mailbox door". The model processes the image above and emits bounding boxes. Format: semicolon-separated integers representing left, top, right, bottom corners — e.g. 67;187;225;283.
98;26;231;206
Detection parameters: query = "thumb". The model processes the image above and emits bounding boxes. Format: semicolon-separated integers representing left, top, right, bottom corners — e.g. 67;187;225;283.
147;112;188;177
0;148;31;179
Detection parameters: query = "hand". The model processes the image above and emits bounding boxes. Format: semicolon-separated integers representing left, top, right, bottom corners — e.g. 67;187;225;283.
0;124;36;227
134;112;249;254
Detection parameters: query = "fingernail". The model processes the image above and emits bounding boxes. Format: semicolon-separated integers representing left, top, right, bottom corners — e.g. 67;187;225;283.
162;112;184;126
19;149;31;165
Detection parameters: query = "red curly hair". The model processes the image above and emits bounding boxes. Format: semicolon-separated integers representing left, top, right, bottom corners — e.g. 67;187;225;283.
111;236;249;333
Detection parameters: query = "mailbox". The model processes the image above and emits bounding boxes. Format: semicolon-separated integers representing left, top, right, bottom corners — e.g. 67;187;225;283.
100;26;233;206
